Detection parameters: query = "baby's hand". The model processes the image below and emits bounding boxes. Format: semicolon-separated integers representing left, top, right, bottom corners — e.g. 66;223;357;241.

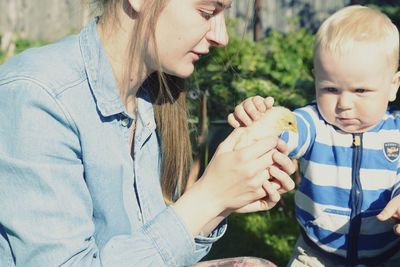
377;195;400;235
227;96;274;128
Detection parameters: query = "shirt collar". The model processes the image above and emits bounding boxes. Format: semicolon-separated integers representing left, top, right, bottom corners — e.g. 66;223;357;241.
79;18;126;117
79;18;156;131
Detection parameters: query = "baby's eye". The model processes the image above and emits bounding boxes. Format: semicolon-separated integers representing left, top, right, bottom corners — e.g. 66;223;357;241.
355;88;366;93
323;87;338;93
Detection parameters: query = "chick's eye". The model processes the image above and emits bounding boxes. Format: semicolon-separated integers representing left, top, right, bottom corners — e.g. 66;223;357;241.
288;122;293;125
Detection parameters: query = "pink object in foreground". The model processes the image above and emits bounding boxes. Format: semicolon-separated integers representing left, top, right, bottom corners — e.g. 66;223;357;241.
188;257;278;267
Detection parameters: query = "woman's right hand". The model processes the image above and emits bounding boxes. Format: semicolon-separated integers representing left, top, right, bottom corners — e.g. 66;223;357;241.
172;127;295;237
197;127;291;215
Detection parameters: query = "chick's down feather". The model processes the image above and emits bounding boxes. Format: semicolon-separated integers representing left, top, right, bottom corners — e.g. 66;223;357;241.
235;106;297;150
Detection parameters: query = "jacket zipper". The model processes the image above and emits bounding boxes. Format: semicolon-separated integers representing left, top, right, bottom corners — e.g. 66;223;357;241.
347;133;363;265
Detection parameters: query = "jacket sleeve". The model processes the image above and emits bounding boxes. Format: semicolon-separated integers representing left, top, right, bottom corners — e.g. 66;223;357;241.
280;107;317;159
391;161;400;199
0;79;224;267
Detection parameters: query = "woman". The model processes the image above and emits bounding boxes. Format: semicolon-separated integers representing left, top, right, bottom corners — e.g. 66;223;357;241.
0;0;295;266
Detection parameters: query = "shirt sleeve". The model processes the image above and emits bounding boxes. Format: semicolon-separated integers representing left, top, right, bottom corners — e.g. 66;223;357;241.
280;107;317;159
392;115;400;199
0;79;223;267
101;208;227;266
391;162;400;199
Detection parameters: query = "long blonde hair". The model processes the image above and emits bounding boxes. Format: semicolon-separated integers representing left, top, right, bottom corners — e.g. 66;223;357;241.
97;0;192;204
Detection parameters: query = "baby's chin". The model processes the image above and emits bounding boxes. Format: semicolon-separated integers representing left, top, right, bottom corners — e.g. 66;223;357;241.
332;122;375;134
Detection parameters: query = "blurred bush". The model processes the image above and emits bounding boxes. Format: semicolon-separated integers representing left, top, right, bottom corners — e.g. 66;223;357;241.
188;19;313;265
187;19;315;122
0;37;47;64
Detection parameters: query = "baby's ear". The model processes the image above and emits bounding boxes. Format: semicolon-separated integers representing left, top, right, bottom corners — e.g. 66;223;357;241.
389;71;400;102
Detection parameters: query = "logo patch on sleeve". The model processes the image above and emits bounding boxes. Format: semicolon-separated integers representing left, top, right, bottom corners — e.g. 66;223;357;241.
383;142;400;162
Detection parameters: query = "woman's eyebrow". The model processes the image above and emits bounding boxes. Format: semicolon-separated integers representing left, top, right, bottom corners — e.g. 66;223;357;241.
200;0;232;9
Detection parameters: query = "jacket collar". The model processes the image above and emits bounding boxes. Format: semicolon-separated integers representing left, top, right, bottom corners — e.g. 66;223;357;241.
79;18;127;117
79;18;156;132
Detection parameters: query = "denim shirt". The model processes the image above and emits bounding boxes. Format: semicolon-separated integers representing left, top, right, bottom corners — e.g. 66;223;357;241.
0;19;226;267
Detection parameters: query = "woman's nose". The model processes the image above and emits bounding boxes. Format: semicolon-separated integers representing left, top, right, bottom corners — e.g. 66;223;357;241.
206;13;229;47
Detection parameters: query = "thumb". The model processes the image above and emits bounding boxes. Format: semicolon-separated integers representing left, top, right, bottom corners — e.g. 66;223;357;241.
377;198;398;221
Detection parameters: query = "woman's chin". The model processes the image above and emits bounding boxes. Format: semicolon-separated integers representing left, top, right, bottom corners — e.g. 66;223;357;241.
164;64;195;79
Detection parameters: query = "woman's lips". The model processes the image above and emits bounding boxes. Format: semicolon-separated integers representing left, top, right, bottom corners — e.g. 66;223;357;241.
190;52;200;61
190;50;208;62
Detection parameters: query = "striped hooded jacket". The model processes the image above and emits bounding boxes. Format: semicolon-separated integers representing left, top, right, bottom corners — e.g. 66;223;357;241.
282;103;400;262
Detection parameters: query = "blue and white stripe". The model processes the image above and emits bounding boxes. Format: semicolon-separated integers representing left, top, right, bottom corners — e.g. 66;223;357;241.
281;104;400;259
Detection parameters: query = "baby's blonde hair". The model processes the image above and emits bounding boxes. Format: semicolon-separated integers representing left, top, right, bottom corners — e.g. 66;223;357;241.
314;5;399;73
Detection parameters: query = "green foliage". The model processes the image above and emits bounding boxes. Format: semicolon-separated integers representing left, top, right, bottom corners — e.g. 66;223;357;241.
188;20;315;121
204;192;299;266
366;1;400;29
0;38;47;64
0;51;4;64
14;38;47;54
188;21;312;264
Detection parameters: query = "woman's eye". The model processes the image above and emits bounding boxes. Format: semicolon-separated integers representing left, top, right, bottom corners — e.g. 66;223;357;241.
355;88;366;93
200;11;214;20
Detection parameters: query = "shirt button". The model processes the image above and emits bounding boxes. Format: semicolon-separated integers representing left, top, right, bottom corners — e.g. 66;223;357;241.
121;118;130;127
137;212;142;222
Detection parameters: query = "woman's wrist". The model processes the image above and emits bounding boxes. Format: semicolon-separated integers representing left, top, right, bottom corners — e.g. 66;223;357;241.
172;178;224;237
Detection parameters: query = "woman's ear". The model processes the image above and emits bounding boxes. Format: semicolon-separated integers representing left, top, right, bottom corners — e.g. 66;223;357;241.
128;0;143;12
389;71;400;102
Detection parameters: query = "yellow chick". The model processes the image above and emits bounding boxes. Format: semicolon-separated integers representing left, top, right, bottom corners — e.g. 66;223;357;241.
235;106;298;149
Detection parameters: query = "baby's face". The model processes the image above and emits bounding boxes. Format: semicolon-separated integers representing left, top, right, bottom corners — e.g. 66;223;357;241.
314;45;400;133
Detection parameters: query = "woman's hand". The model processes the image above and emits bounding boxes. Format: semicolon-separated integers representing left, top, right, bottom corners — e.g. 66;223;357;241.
226;95;295;213
227;96;274;128
173;98;295;236
173;128;285;236
234;139;295;213
197;128;294;215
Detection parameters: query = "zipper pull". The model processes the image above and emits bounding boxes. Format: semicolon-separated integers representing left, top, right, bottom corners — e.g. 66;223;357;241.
353;134;361;147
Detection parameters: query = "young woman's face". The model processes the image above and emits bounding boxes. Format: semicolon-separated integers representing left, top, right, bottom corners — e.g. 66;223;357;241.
148;0;231;78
